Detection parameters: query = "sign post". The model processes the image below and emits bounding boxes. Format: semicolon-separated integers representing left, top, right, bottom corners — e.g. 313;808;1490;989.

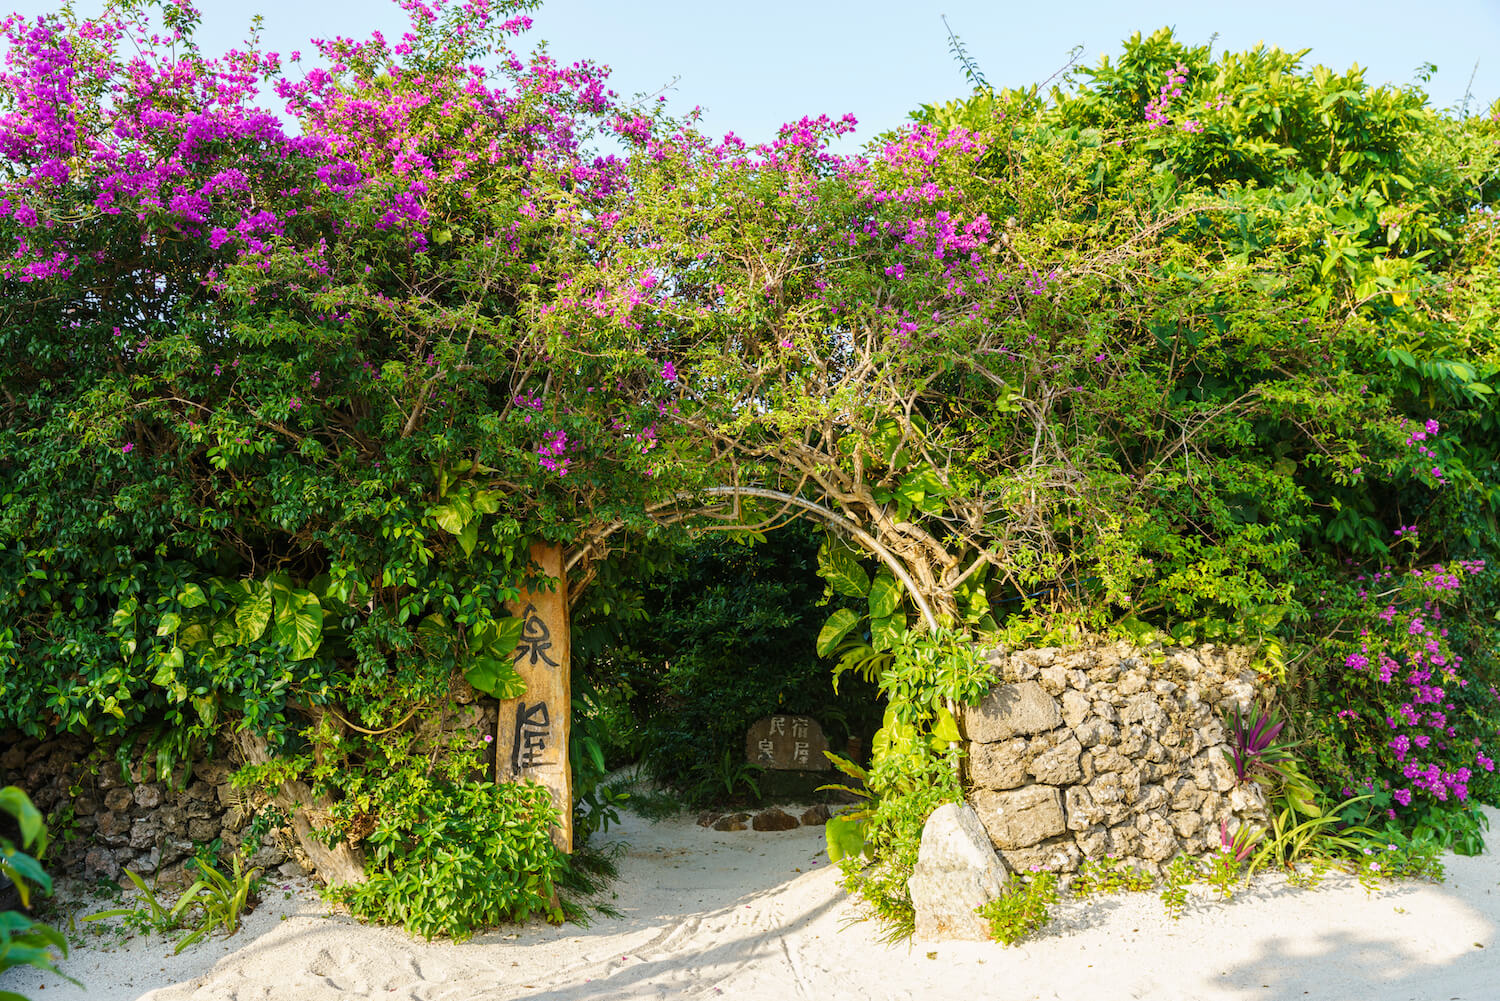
496;542;573;852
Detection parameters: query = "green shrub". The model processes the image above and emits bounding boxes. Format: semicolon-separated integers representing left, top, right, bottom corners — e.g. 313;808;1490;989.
330;780;570;941
978;871;1059;946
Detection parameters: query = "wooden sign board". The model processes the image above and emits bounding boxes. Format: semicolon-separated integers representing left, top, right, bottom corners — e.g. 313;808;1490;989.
497;542;573;852
745;715;830;771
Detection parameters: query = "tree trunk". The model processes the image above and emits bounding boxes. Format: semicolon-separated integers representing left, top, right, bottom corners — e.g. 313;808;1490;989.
235;732;367;887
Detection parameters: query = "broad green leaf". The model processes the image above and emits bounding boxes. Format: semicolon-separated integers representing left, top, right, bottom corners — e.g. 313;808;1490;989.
821;751;868;783
816;607;860;657
464;655;527;700
211;612;239;649
155;611;181;637
474;616;525;656
110;599;137;630
235;580;273;643
177;583;207;608
817;537;869;598
867;571;900;619
418;613;452;654
152;646;184;687
870;611;906;651
178;623;211;649
472;489;501;515
0;786;46;849
824;814;867;863
929;707;961;749
458;519;479;557
272;590;324;660
431;492;475;535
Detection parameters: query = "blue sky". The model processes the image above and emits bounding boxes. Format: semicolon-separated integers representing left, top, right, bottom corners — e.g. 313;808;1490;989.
12;0;1500;149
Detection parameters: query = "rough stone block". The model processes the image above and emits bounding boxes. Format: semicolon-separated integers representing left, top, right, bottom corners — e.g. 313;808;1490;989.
129;818;160;850
967;737;1029;789
95;811;131;844
188;817;220;841
134;783;162;809
800;804;832;826
1064;785;1103;830
751;808;799;832
964;682;1063;743
999;840;1080;874
712;813;749;832
908;803;1009;941
103;787;134;813
1038;666;1069;696
1074;719;1118;748
1060;690;1092;729
193;761;231;786
1090;746;1129;774
1029;736;1083;785
1168;810;1202;838
972;785;1066;849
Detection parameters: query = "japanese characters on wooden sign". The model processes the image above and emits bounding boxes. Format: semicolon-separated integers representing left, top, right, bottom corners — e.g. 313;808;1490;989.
745;715;831;771
497;542;573;852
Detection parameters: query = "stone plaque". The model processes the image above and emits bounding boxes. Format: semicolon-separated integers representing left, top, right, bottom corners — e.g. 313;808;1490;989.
497;542;573;852
745;715;830;771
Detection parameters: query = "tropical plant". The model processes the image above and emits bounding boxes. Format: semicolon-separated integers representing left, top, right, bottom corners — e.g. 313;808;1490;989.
1223;703;1297;785
0;787;75;997
82;868;184;938
168;852;263;954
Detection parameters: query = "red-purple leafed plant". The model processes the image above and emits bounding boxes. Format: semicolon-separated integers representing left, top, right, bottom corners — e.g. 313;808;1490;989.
1223;702;1297;785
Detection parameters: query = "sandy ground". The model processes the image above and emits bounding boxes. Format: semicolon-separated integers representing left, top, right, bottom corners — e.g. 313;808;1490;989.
3;806;1498;1001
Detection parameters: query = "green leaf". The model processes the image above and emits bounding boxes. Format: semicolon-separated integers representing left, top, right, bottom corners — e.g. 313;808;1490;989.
474;616;524;657
271;590;324;660
464;655;527;700
820;751;868;784
870;611;906;651
110;599;137;630
816;607;860;657
818;537;870;598
457;519;480;558
155;611;181;637
867;571;900;619
0;786;46;850
151;646;184;687
929;707;961;749
430;492;475;535
177;583;207;608
824;814;867;863
235;579;273;643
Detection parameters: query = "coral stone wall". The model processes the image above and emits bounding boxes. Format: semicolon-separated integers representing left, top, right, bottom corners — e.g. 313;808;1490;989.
0;732;278;884
0;687;499;886
962;642;1270;873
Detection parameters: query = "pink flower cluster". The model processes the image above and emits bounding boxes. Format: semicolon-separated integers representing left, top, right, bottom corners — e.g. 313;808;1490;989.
1340;557;1492;809
1143;62;1201;133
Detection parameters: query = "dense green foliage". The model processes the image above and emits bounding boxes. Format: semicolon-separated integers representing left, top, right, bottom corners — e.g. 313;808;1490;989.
578;524;881;804
329;780;571;940
1;1;1497;939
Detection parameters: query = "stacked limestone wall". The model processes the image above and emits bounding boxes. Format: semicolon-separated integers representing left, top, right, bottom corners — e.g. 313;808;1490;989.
962;642;1269;874
0;732;276;884
0;686;499;885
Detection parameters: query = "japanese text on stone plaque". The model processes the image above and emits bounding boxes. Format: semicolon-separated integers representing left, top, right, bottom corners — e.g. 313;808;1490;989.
744;714;829;771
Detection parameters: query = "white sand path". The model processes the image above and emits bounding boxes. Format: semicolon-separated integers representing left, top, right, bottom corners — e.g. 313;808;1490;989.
4;806;1497;1001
